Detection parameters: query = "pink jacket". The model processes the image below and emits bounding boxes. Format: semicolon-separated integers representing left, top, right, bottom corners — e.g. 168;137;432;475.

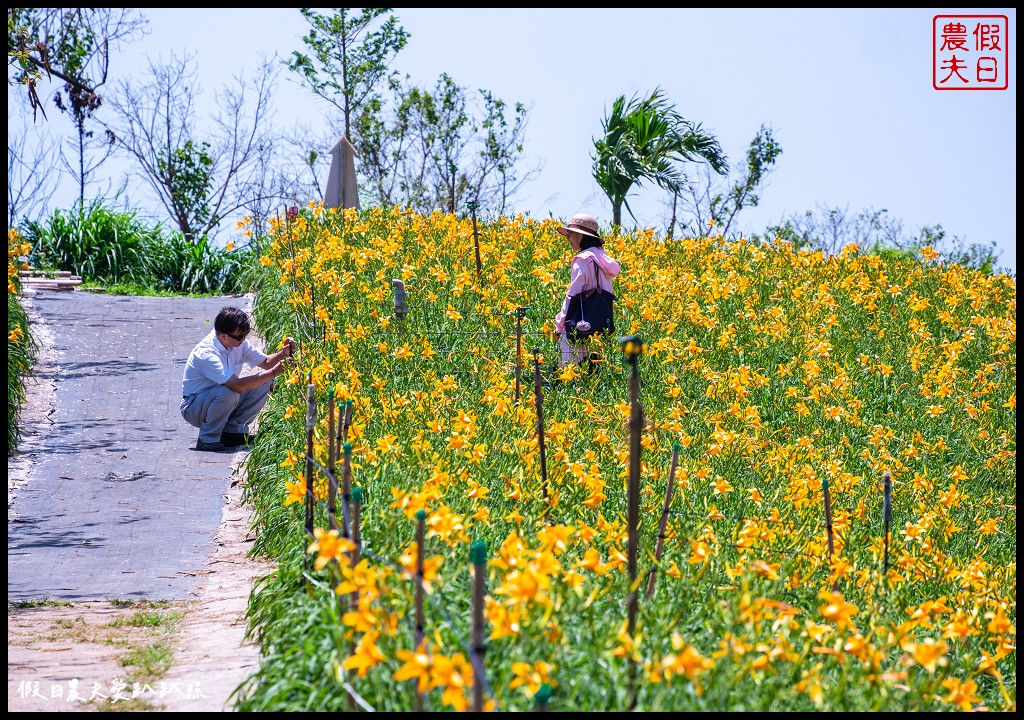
554;247;621;334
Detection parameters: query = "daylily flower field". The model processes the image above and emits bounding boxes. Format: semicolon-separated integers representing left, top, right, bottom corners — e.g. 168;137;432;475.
236;205;1015;711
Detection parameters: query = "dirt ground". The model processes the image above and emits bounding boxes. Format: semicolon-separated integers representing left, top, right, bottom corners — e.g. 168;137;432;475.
8;290;271;712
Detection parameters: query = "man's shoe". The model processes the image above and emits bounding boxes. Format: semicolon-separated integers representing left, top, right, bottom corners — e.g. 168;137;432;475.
196;440;227;452
221;432;256;447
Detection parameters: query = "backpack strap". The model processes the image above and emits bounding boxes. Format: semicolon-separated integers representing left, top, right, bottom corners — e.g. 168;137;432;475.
575;250;601;295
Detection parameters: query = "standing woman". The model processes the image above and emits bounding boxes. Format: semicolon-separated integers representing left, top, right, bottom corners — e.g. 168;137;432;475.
553;213;621;369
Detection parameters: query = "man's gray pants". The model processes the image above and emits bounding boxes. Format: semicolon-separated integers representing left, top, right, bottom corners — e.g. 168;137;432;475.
180;382;274;444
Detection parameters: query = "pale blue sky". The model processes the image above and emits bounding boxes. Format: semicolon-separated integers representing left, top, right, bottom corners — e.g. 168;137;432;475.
11;8;1017;272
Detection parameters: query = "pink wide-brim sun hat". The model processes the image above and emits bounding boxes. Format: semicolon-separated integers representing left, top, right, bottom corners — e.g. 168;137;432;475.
557;213;602;240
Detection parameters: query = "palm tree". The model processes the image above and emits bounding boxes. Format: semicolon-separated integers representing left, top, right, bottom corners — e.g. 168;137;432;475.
592;88;728;227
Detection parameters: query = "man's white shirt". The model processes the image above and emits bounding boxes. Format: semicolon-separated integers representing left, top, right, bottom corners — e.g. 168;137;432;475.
182;330;267;396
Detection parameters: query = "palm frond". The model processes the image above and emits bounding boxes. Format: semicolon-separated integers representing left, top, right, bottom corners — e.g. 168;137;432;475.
592;87;728;223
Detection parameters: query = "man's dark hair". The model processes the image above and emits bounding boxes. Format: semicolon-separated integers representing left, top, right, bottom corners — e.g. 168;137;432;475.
214;306;251;335
580;236;604;250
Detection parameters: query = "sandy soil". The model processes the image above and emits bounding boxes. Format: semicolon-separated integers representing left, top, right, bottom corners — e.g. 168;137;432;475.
7;290;271;712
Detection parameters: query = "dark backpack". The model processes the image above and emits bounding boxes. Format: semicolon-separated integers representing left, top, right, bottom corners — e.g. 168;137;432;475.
564;259;616;343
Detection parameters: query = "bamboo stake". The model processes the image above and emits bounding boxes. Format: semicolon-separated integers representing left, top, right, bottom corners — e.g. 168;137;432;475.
342;399;353;445
284;205;316;342
335;401;344;469
346;550;356;717
532;349;548;501
327;389;338;532
341;442;353;540
646;443;680;600
351;485;362;571
283;206;303;341
448;164;458;213
823;474;837;591
349;484;362;637
534;683;553;712
310;279;318;342
414;510;426;712
345;485;362;713
468;200;482;280
304;378;315;545
299;377;315;590
470;540;487;713
882;470;892;581
514;307;528;402
621;335;644;711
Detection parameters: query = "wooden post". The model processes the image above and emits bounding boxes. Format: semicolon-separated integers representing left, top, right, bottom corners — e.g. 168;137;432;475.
532;349;548;501
468;200;482;280
514;307;527;402
470;540;487;713
823;474;837;591
344;484;363;713
327;389;338;532
342;399;353;445
882;470;892;580
341;442;353;540
282;205;307;344
393;279;408;323
310;284;318;342
349;485;362;637
335;401;343;466
534;684;552;712
414;510;426;712
351;486;362;571
646;443;680;599
448;164;458;214
620;335;644;711
304;377;315;545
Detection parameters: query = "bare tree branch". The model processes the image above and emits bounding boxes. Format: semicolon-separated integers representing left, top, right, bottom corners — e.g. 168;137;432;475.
7;113;60;226
99;51;283;243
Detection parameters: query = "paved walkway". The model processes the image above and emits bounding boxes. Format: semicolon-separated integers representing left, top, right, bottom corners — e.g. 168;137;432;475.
8;291;256;602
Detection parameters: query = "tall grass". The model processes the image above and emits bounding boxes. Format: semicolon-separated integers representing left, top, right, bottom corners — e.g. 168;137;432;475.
23;200;164;286
21;200;255;295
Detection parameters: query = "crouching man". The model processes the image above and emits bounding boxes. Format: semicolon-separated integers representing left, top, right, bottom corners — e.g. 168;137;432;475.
181;306;295;451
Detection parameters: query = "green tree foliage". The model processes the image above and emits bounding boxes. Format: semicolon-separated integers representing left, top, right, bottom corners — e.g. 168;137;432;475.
419;73;472;213
287;8;410;141
592;87;728;227
8;7;104;120
472;89;531;217
287;8;534;215
157;140;215;244
709;124;782;236
353;73;535;215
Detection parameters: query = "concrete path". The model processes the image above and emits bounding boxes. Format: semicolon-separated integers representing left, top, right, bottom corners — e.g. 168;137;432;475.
8;291;256;602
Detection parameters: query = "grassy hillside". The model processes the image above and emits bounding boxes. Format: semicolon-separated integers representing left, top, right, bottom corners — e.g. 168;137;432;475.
235;205;1015;711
